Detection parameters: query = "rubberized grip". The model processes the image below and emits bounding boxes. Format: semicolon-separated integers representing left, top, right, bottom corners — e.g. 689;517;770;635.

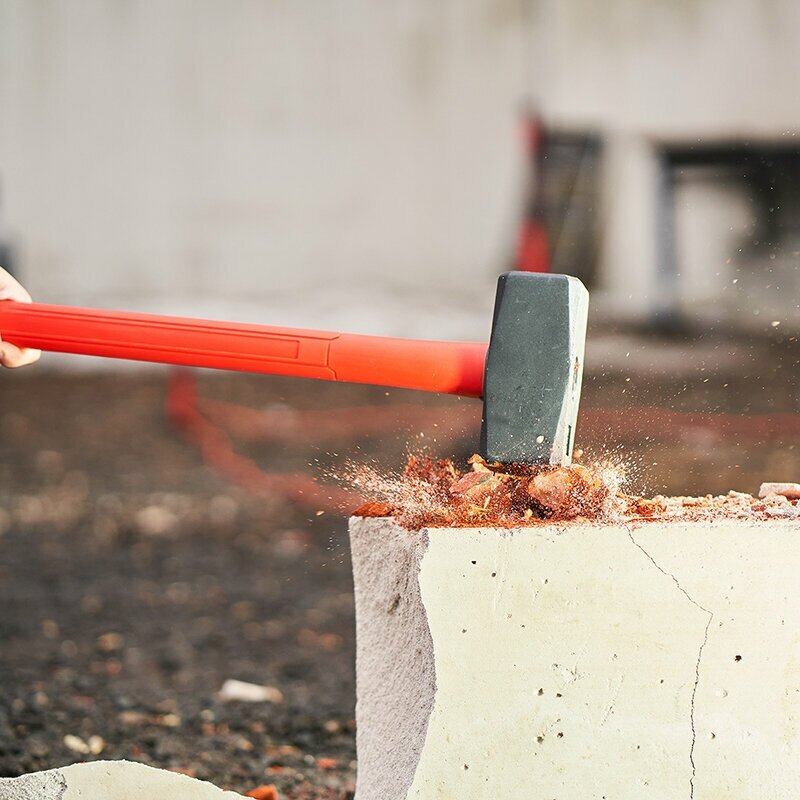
0;302;486;397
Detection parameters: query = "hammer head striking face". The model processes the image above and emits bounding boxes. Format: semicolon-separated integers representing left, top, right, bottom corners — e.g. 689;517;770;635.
480;272;589;466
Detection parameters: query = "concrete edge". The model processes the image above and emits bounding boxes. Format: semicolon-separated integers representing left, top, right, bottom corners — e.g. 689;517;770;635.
349;516;436;800
0;761;247;799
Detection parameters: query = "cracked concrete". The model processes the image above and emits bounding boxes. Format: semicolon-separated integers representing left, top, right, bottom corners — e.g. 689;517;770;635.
351;517;800;799
630;520;800;798
628;529;714;799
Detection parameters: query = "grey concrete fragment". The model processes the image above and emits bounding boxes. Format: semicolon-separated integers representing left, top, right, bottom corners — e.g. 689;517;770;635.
349;517;435;800
0;768;66;800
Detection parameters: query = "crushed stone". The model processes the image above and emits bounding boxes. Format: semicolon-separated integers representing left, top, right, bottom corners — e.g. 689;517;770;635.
350;454;800;529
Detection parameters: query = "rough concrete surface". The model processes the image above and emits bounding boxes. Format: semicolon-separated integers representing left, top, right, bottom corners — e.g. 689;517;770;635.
349;518;435;800
0;760;245;799
0;768;66;800
351;517;800;800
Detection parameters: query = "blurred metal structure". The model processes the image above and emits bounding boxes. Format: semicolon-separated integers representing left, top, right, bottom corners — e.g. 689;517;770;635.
513;109;550;274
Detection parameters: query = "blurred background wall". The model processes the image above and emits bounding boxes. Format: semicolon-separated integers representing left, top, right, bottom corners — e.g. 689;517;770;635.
0;0;798;340
534;0;800;331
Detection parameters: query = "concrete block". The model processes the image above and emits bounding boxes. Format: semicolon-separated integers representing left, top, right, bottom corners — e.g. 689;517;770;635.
0;760;246;800
350;515;800;799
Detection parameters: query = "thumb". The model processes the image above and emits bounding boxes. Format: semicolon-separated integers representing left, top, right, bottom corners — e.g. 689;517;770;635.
0;340;41;368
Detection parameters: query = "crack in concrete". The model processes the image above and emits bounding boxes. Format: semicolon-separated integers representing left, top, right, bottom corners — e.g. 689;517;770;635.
627;530;714;800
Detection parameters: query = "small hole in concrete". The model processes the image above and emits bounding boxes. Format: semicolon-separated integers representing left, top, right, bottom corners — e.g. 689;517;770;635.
461;628;467;634
491;572;497;577
735;655;742;662
471;560;476;565
556;693;562;698
557;732;563;738
538;688;544;696
536;735;544;743
463;763;469;770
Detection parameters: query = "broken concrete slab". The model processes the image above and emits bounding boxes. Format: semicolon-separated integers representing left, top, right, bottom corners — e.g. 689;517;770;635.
0;760;246;800
350;515;800;800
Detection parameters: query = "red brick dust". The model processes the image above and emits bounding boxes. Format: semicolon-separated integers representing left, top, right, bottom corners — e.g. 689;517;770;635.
349;454;800;530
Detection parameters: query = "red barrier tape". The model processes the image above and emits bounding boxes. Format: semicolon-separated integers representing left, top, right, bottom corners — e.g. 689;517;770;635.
165;370;798;512
166;370;355;513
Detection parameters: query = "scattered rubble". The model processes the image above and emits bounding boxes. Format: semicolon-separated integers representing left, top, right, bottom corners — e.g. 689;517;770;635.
62;734;90;755
659;489;800;521
351;454;800;529
759;482;800;500
218;679;284;704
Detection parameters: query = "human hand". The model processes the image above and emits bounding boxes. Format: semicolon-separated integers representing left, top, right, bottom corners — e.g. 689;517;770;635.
0;266;41;368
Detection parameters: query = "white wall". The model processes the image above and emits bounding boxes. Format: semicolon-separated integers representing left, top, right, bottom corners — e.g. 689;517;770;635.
534;0;800;138
0;0;531;339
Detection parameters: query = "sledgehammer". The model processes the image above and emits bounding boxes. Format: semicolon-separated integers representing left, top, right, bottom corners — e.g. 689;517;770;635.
0;272;588;465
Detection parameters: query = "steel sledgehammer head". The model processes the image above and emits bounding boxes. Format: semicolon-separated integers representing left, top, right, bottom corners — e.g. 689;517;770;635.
480;272;589;466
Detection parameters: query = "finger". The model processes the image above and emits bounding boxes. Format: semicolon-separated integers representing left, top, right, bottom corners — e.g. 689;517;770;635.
0;267;33;303
0;341;41;368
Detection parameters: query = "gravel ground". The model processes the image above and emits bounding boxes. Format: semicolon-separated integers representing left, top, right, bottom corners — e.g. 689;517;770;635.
0;330;797;796
0;372;371;798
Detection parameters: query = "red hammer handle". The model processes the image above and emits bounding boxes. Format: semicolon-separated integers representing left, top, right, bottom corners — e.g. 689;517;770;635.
0;302;487;397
